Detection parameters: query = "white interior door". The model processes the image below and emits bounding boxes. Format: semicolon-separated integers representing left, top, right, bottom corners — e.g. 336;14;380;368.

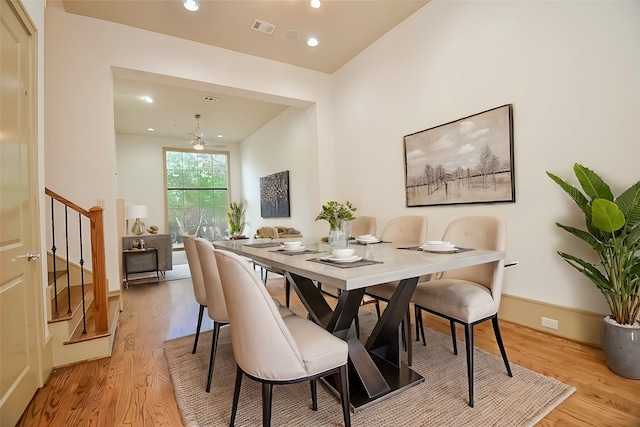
0;0;41;425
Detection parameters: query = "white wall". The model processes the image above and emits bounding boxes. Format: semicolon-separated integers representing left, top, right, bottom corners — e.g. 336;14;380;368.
44;0;640;318
332;1;640;314
115;134;241;236
44;1;333;292
241;106;322;237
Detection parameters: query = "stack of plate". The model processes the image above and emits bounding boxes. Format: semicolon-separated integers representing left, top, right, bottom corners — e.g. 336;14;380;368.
420;240;457;252
356;234;379;244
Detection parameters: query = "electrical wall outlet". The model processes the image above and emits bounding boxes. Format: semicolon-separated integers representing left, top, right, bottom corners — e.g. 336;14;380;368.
541;317;559;330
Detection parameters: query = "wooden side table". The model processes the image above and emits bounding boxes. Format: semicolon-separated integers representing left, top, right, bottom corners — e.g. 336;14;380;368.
123;247;159;288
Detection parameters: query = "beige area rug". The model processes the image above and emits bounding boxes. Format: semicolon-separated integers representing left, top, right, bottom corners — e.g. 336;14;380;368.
164;313;575;427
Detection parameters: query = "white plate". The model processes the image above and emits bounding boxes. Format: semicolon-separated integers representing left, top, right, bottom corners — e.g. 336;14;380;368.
420;245;457;252
426;240;452;246
282;245;306;252
322;255;362;263
356;238;379;243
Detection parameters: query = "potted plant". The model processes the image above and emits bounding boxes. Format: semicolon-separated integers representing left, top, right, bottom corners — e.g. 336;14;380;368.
547;164;640;378
227;201;247;239
315;201;356;247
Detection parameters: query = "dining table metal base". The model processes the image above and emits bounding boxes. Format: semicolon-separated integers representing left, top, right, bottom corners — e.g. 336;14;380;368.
285;272;425;412
322;355;424;412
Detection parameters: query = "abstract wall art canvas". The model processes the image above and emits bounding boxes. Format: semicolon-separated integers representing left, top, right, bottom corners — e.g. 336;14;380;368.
260;170;290;218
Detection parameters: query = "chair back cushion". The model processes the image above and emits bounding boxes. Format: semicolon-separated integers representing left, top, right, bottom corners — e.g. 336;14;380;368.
214;249;308;380
182;235;207;306
380;215;428;245
441;216;506;305
194;238;229;322
350;216;377;237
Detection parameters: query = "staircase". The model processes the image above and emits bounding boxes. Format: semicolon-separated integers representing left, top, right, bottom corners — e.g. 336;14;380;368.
45;189;121;367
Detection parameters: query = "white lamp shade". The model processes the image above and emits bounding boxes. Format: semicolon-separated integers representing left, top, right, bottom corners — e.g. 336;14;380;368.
127;205;148;219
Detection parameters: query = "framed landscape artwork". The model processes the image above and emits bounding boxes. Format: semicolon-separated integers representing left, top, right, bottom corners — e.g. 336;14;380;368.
404;104;515;207
260;170;290;218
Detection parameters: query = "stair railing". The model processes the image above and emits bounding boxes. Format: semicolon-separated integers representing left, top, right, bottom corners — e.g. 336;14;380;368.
45;188;108;334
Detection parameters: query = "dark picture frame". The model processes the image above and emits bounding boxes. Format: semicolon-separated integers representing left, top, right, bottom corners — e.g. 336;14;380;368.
404;104;515;207
260;170;290;218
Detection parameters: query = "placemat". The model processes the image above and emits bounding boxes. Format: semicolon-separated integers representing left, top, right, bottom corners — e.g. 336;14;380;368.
307;257;383;268
243;242;282;248
399;246;475;254
269;249;323;256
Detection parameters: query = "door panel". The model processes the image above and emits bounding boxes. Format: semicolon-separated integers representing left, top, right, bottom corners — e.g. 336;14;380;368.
0;0;40;425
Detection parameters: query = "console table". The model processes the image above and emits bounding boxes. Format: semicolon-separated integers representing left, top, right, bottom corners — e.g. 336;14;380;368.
123;248;159;287
122;234;172;273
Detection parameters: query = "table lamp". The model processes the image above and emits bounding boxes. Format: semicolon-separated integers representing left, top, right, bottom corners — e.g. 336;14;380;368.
127;205;148;236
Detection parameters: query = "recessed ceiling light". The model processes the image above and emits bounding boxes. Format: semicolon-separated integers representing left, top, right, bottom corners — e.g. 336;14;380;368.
147;128;155;132
310;0;321;9
142;96;153;103
217;134;223;138
183;0;199;12
306;36;320;47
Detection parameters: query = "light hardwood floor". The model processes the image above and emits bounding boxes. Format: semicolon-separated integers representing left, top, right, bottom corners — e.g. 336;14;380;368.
18;275;640;426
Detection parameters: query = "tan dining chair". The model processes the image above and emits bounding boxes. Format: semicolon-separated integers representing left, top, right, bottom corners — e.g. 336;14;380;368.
193;238;230;393
195;239;295;393
349;216;377;237
214;249;351;427
182;235;207;354
362;215;429;365
412;216;512;407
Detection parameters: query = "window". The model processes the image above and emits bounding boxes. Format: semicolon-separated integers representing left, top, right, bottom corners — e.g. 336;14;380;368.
165;149;229;246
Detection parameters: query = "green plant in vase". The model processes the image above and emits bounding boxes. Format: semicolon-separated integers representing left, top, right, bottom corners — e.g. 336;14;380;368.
547;163;640;378
315;201;356;246
227;201;246;239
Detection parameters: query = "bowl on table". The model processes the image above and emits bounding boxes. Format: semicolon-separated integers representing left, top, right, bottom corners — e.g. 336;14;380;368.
282;241;303;250
331;248;356;259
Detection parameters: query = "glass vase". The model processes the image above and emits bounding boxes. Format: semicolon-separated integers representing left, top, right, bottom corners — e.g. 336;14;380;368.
328;228;347;248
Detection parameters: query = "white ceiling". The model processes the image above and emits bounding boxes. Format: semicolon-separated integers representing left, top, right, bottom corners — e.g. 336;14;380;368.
62;0;429;146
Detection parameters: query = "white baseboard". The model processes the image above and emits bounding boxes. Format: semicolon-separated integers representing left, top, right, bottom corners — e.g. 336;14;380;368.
499;294;605;347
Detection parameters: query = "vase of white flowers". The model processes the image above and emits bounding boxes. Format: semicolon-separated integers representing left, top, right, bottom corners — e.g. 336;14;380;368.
315;201;356;247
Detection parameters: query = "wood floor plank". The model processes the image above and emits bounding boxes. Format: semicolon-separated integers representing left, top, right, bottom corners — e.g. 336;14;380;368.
17;274;640;427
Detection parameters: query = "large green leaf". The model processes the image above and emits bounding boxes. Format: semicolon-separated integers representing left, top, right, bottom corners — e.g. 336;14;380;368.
574;163;614;201
592;199;625;233
557;251;610;291
546;171;589;214
556;223;602;250
623;224;640;249
616;181;640;226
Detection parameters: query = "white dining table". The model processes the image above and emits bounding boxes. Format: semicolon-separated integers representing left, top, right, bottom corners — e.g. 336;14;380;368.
212;237;505;412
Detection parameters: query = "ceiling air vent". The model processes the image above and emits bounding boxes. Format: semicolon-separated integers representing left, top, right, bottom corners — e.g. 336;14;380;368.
251;19;276;35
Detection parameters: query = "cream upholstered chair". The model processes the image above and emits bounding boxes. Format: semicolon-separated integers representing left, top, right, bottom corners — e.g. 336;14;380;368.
349;216;377;237
364;215;430;308
214;249;351;427
182;235;207;354
193;238;230;393
412;216;512;407
195;239;295;393
363;215;429;365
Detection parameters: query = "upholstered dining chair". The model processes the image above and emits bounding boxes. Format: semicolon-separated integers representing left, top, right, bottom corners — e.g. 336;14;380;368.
362;215;429;365
412;216;512;407
214;249;351;427
195;238;295;393
182;235;207;354
349;216;377;237
193;238;230;393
